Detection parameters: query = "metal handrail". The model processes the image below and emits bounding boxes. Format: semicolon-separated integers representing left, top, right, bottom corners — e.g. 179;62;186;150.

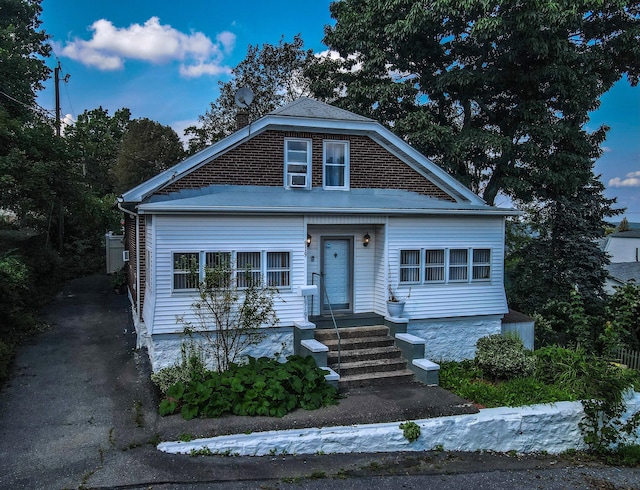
312;272;340;375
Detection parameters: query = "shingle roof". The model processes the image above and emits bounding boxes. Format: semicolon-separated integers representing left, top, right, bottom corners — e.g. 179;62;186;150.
269;97;373;122
609;230;640;238
606;262;640;284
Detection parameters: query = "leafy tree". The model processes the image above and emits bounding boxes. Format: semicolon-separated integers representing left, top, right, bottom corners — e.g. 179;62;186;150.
177;257;278;373
112;118;184;193
186;34;313;152
311;0;638;311
0;0;50;121
310;0;640;205
607;283;640;350
618;217;631;232
64;107;131;196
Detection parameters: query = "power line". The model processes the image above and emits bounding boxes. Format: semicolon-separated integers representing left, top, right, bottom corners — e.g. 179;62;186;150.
0;90;55;117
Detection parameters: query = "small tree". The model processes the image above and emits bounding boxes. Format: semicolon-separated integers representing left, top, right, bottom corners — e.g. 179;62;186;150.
179;256;278;372
618;217;631;232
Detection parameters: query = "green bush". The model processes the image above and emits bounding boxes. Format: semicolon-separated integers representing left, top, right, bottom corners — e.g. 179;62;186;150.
151;342;209;395
475;334;535;380
159;355;338;420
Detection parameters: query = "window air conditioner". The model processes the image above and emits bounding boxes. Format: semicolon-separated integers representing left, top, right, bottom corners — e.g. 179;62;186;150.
288;173;307;188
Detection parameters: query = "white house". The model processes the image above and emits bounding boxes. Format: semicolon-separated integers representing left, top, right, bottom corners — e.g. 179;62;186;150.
118;98;519;372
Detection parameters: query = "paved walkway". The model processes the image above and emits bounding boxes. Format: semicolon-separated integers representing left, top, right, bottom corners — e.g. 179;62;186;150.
1;275;639;489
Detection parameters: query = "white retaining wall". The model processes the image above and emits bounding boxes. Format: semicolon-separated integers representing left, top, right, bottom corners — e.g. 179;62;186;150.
408;315;502;361
158;392;640;457
148;328;294;371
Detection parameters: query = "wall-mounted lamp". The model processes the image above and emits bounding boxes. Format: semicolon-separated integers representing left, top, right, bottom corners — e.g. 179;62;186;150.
363;233;370;247
306;234;312;247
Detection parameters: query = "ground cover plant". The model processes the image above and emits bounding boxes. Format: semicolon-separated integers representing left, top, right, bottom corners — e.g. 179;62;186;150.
158;355;338;420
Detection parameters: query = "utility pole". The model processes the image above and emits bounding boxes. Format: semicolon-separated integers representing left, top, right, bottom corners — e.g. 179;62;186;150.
53;60;69;250
54;61;61;136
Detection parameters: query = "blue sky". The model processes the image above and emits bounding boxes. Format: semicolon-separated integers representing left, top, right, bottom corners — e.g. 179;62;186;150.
38;0;639;221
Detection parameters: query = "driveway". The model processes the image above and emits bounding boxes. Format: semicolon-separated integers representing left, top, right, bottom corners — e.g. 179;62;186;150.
1;275;639;489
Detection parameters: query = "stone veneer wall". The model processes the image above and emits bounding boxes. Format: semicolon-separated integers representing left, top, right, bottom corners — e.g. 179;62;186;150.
147;327;294;371
408;315;503;361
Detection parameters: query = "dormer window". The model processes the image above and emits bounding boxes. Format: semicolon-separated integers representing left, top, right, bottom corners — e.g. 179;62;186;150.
284;138;311;189
323;140;349;189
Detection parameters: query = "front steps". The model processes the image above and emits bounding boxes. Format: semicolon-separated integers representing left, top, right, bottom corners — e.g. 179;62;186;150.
314;325;415;390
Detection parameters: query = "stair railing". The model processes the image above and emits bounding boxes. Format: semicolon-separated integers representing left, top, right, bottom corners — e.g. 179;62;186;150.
312;272;341;375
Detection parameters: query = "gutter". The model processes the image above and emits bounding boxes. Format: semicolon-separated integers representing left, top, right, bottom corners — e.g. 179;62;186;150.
117;198;141;321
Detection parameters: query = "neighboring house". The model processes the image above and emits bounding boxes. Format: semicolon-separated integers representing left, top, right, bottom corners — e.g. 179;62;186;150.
602;231;640;294
604;231;640;263
118;97;519;371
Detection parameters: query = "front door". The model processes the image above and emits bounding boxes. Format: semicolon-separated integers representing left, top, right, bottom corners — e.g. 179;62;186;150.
321;237;353;313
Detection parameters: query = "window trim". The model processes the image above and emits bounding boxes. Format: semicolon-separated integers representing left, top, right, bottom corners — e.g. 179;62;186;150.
284;138;312;189
322;140;350;190
171;250;292;292
398;248;492;285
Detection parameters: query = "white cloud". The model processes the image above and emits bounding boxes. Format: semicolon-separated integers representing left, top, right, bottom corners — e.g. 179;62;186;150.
61;17;235;77
609;171;640;188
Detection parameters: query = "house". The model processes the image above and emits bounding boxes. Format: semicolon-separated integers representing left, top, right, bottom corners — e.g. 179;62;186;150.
602;231;640;294
118;97;520;372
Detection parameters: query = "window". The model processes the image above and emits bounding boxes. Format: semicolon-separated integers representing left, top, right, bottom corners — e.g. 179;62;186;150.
237;252;261;288
173;252;199;290
400;250;420;283
285;139;311;189
267;252;290;287
173;251;291;291
399;248;491;285
424;249;445;282
472;249;491;281
205;251;232;288
449;249;468;282
323;141;349;189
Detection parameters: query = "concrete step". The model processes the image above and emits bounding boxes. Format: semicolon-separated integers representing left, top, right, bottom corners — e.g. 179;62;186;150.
311;313;385;329
314;325;389;342
335;358;409;377
338;369;416;390
328;346;402;363
321;336;395;351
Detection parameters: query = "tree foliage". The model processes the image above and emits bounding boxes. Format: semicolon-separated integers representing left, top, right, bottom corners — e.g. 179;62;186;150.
310;0;640;205
186;34;313;152
310;0;639;311
64;107;131;196
112;118;184;193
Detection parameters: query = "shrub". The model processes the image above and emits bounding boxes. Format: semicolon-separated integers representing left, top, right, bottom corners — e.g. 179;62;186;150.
159;355;338;420
151;341;209;395
475;334;535;380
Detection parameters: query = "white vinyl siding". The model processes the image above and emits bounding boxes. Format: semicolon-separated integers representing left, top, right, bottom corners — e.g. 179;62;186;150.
388;216;508;320
151;215;306;334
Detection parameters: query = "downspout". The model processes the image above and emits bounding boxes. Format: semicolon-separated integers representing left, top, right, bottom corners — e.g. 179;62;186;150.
117;198;141;321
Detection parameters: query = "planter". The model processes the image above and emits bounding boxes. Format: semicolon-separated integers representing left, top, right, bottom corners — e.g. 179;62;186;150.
387;300;405;318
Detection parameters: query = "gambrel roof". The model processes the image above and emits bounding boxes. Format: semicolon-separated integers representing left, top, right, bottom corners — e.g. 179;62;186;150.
120;97;515;216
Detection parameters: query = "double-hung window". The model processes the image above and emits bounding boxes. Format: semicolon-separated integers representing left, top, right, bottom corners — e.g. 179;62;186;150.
266;252;290;287
323;140;349;189
205;251;232;288
237;252;261;288
285;139;311;189
398;248;492;285
173;252;200;290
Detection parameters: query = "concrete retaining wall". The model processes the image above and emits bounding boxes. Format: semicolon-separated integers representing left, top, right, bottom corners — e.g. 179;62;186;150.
408;315;502;361
158;392;640;457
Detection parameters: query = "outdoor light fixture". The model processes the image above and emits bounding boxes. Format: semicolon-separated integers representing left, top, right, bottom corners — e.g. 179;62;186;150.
363;233;370;247
307;234;312;247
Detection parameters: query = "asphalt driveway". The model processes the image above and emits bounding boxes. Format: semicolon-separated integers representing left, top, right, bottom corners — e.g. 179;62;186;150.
1;274;640;489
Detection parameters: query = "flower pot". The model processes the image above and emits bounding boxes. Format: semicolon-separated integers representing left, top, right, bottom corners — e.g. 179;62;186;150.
387;300;405;318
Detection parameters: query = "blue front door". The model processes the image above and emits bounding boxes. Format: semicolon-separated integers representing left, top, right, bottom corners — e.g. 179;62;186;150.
321;238;352;313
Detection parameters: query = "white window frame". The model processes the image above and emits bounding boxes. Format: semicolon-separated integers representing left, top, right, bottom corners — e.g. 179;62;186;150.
398;248;492;285
172;252;200;291
172;250;292;292
323;140;349;190
399;249;421;284
284;138;312;189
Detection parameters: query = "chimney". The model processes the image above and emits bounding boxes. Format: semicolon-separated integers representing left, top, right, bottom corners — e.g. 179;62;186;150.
236;109;249;130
